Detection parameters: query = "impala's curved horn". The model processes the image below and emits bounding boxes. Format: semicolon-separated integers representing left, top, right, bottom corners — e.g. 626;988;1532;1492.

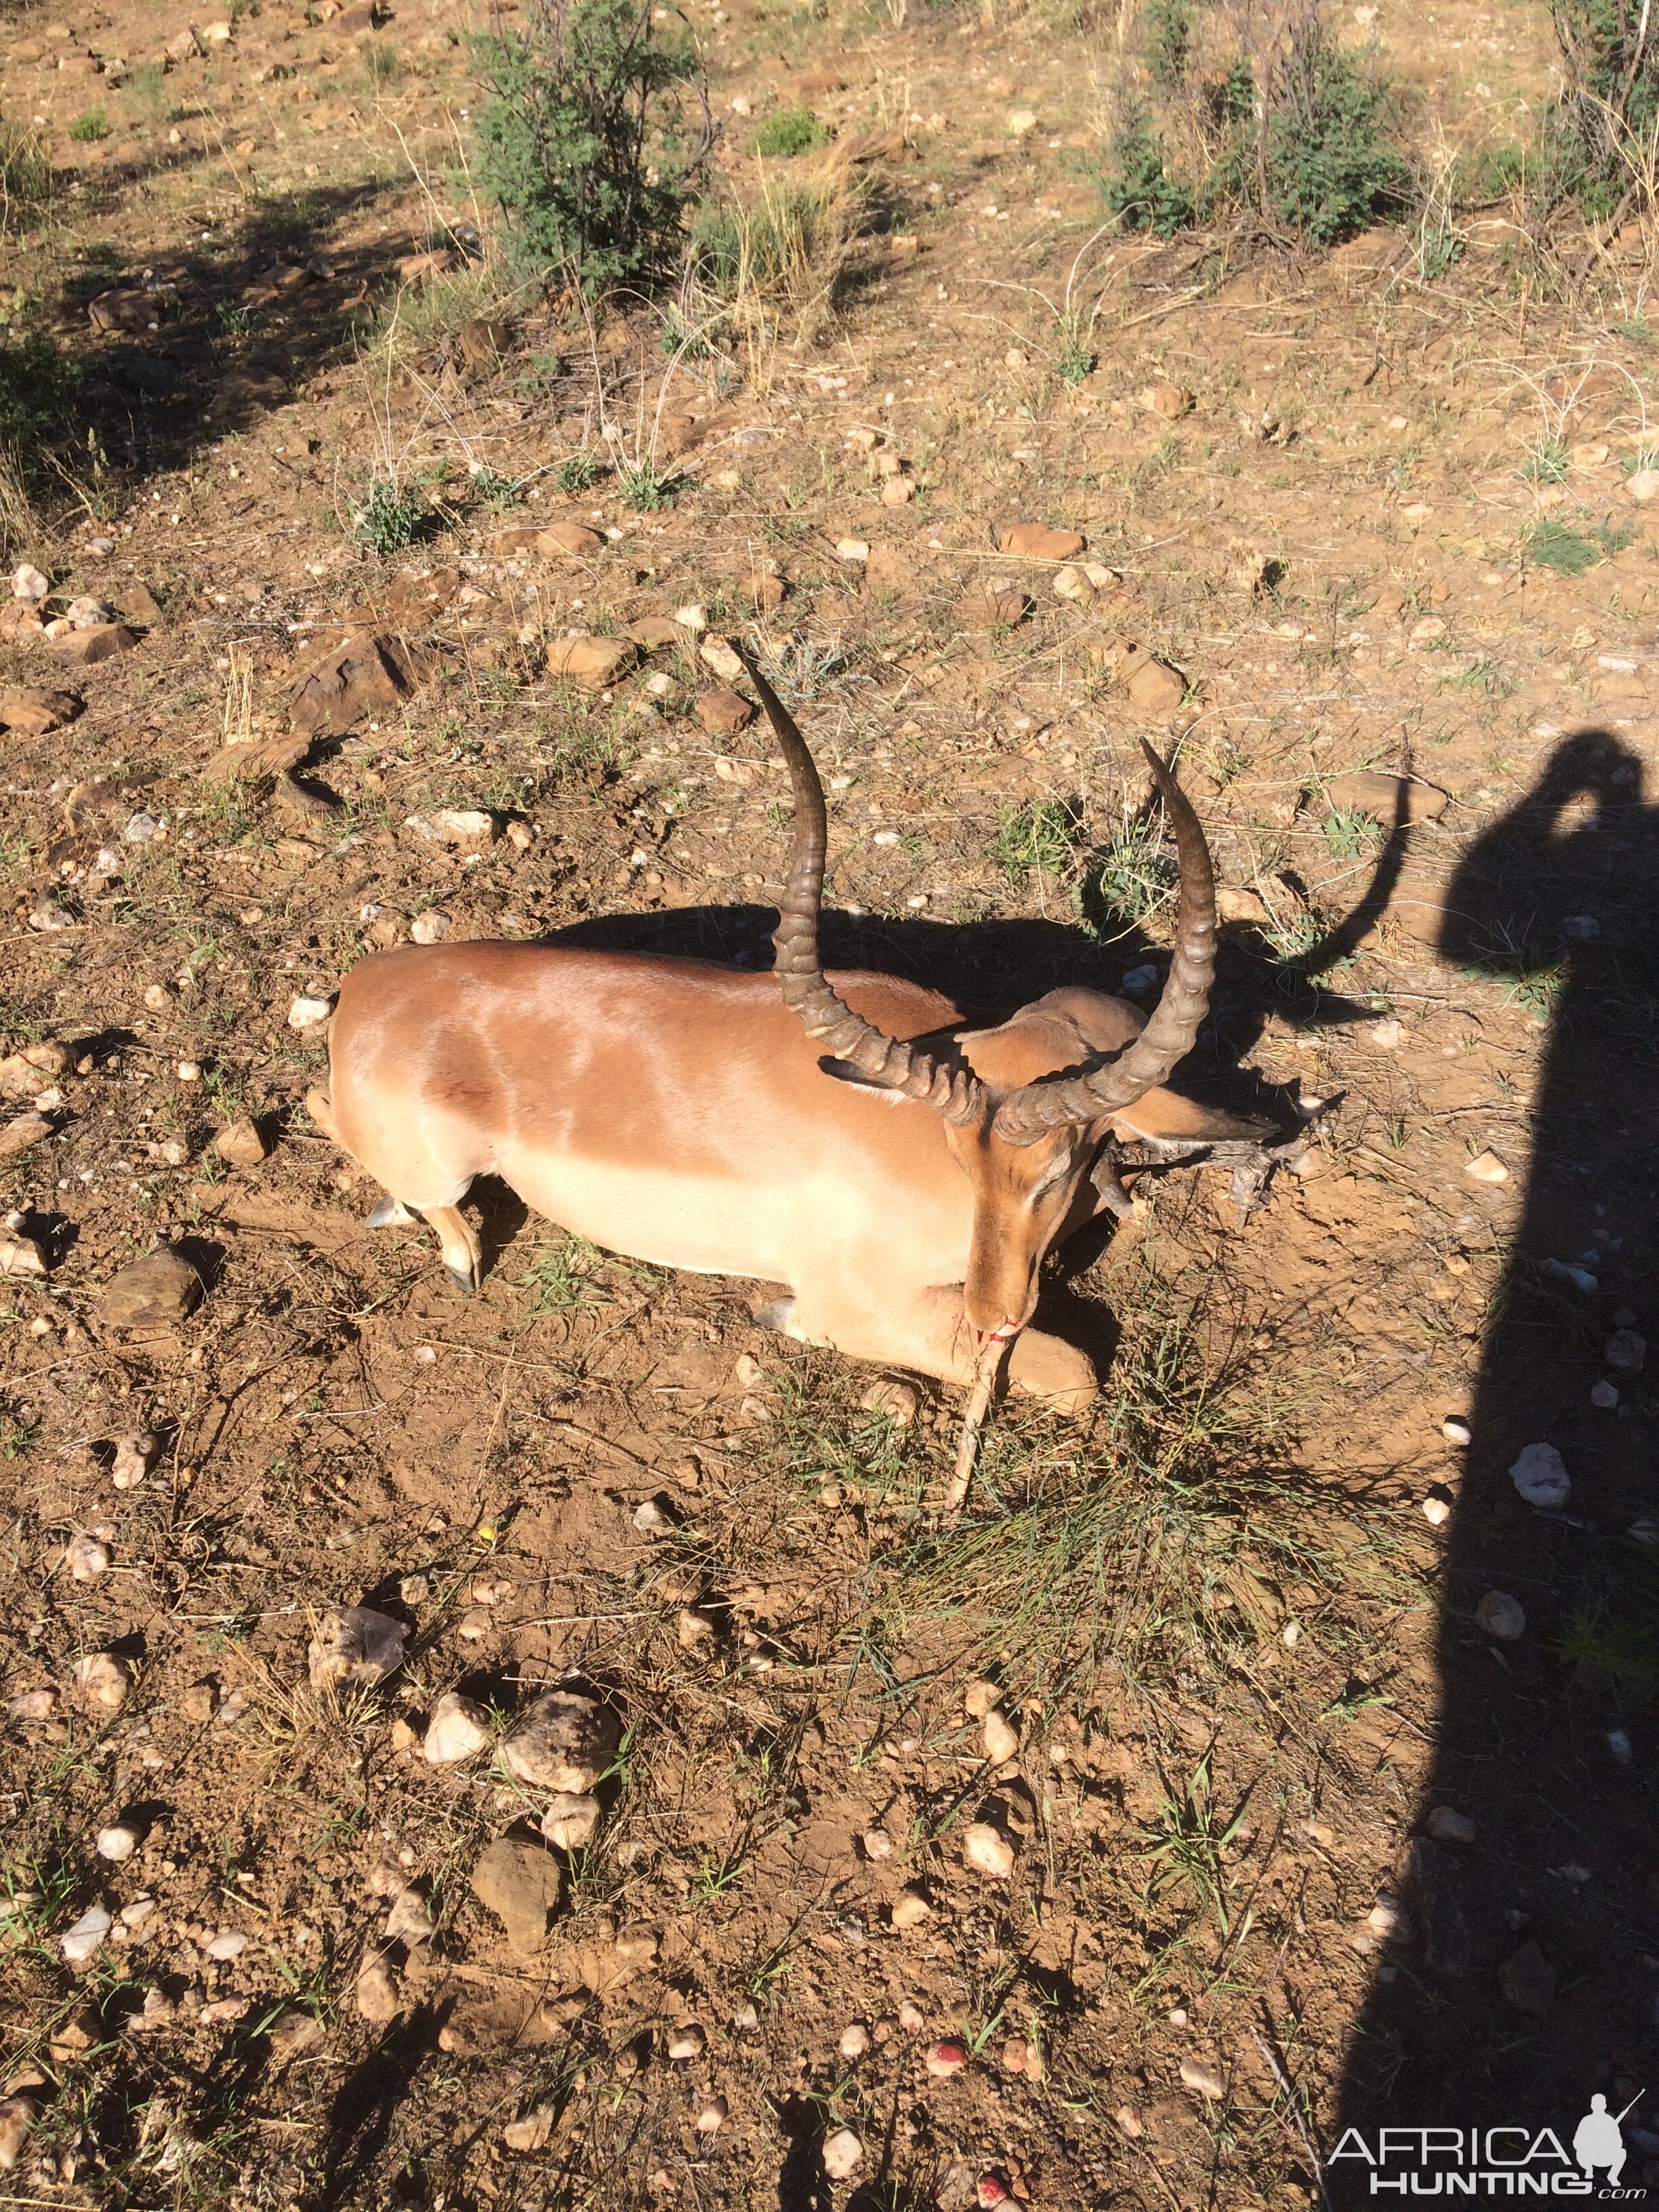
744;651;984;1126
992;742;1217;1145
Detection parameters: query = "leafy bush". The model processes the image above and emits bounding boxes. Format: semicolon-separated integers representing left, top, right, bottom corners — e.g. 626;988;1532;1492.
1097;101;1193;237
1547;0;1659;217
349;474;424;554
0;331;81;556
753;106;826;157
0;115;48;215
1264;23;1404;245
689;171;858;308
470;0;708;295
68;108;109;144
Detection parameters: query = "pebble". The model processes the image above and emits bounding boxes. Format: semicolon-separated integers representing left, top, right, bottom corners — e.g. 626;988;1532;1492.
501;1687;620;1795
1509;1442;1570;1511
1179;2055;1227;2100
963;1822;1016;1878
860;1376;920;1424
423;1689;491;1765
632;1496;675;1534
470;1837;564;1954
356;1959;403;2024
1001;2036;1031;2076
962;1677;1001;1718
101;1246;203;1328
111;1431;158;1488
899;1999;926;2034
213;1118;268;1168
977;2176;1012;2208
1462;1150;1508;1184
74;1653;130;1711
668;2024;706;2061
1367;1895;1408;1937
696;2097;728;2133
502;2108;556;2153
0;2096;35;2172
206;1929;249;1961
177;1060;203;1083
385;1888;436;1943
926;2038;968;2077
66;1534;108;1580
308;1605;407;1695
1475;1591;1526;1640
541;1792;602;1851
1498;1940;1556;2018
1422;1488;1452;1527
287;994;334;1030
1591;1379;1620;1409
1605;1328;1645;1373
676;1606;716;1649
839;2022;871;2060
835;539;869;563
96;1822;140;1862
999;520;1084;560
61;1904;112;1963
1114;2104;1144;2139
410;910;448;944
823;2125;863;2179
981;1708;1018;1764
0;1232;45;1286
1441;1417;1472;1445
890;1887;931;1929
861;1828;895;1860
9;1687;54;1721
1608;1726;1633;1764
1426;1806;1477;1845
11;564;47;602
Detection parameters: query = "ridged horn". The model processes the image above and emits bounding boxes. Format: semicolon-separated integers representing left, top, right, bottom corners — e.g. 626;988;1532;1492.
992;741;1217;1145
744;650;985;1126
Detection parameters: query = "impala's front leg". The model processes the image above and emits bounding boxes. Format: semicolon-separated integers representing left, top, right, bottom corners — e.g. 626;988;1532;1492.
781;1282;1097;1413
423;1204;482;1294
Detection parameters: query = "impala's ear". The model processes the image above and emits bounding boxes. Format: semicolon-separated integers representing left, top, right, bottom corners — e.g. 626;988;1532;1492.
819;1057;919;1103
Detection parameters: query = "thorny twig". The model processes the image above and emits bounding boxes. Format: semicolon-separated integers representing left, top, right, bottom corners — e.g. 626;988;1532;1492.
1251;2026;1334;2212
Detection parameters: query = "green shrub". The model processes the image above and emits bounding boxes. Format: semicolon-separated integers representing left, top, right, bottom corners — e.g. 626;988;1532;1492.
68;108;109;143
1144;0;1197;90
752;106;826;157
0;115;48;212
349;474;424;554
1097;101;1193;237
688;171;857;305
1547;0;1659;216
1264;24;1404;245
0;332;79;459
470;0;706;295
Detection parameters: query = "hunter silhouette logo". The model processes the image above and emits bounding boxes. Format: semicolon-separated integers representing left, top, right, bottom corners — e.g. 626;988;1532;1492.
1330;2091;1647;2197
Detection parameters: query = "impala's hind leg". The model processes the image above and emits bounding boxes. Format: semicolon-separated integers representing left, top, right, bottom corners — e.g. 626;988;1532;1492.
423;1204;483;1294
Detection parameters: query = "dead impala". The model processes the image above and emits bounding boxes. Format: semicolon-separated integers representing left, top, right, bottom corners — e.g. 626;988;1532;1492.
308;661;1289;1411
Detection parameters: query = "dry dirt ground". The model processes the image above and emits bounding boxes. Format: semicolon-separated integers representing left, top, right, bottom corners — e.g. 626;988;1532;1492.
2;0;1659;2208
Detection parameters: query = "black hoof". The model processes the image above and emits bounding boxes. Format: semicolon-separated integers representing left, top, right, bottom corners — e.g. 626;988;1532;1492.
445;1265;478;1296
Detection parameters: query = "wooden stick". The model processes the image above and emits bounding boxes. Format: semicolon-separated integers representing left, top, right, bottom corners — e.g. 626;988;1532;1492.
946;1335;1012;1511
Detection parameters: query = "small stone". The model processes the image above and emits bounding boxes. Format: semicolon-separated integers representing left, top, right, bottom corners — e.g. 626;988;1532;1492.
1422;1489;1452;1527
962;1678;1001;1719
667;2023;706;2060
835;538;869;563
1006;106;1037;134
503;2108;556;2152
502;1687;620;1795
307;1605;407;1695
0;685;79;735
386;1887;436;1944
0;1114;52;1158
963;1822;1015;1878
1326;771;1448;825
287;994;334;1030
861;1828;894;1860
676;1606;716;1650
695;2097;728;2135
0;2097;34;2172
1626;466;1659;503
1367;1894;1408;1938
697;686;755;736
1605;1328;1645;1372
96;1822;140;1862
101;1246;202;1328
541;1791;602;1851
205;1929;249;1961
9;1687;54;1720
998;521;1084;560
981;1708;1018;1764
74;1653;130;1711
890;1886;931;1929
633;1495;675;1535
824;2125;863;2178
535;522;603;559
548;636;636;691
0;1234;45;1278
10;564;48;602
470;1837;563;1954
410;910;447;945
699;635;745;682
1498;1940;1556;2018
1464;1150;1508;1184
957;579;1028;630
177;1061;203;1083
267;2008;327;2063
1426;1806;1477;1845
1114;2105;1144;2139
1475;1590;1526;1640
1509;1442;1571;1511
112;1432;158;1489
1179;2055;1227;2100
898;1999;926;2034
1145;381;1194;419
860;1376;920;1425
1052;564;1093;605
977;2176;1012;2209
356;1958;403;2024
1366;1017;1403;1052
1125;654;1187;714
839;2022;871;2060
213;1118;267;1167
1441;1417;1472;1445
424;1689;490;1764
61;1903;112;1963
48;621;138;664
926;2038;968;2078
1591;1378;1620;1409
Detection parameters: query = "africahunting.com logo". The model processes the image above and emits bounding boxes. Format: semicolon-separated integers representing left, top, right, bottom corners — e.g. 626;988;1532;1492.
1331;2095;1648;2198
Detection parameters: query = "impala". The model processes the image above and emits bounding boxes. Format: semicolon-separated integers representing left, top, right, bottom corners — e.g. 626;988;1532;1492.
308;660;1288;1411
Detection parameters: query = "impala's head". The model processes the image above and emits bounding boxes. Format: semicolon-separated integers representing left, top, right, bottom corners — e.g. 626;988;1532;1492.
743;654;1219;1343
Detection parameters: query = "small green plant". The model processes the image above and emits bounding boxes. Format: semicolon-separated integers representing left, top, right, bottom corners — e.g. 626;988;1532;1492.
1097;100;1193;236
1085;815;1178;930
1322;806;1380;860
469;465;523;509
121;60;171;123
689;170;857;307
68;108;110;144
1522;514;1629;575
1139;1746;1246;1936
518;1231;609;1313
0;116;47;216
614;453;678;510
991;796;1078;884
752;105;826;158
1053;310;1094;385
213;299;251;338
1263;25;1404;245
348;473;423;554
360;41;403;90
470;0;708;295
1519;435;1570;483
1144;0;1197;89
553;449;602;491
